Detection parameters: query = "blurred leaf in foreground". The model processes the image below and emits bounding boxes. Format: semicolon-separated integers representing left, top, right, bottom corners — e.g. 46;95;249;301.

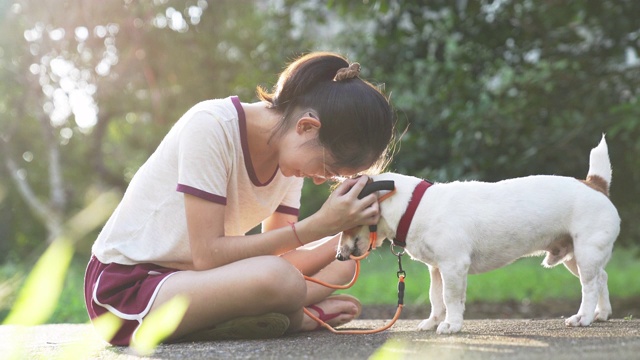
130;295;190;356
2;238;74;326
57;312;122;360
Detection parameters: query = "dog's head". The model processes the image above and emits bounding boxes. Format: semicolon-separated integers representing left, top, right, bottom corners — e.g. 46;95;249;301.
336;222;386;261
336;173;417;261
336;226;384;261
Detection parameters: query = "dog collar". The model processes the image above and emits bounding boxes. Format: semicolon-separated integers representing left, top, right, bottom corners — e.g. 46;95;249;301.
394;180;432;247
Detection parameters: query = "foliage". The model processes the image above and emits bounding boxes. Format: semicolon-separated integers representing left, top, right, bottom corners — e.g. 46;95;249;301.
308;0;640;246
0;191;181;356
1;1;639;270
0;256;101;324
3;3;638;354
2;238;73;326
340;244;640;306
131;295;190;355
2;246;640;325
0;0;309;259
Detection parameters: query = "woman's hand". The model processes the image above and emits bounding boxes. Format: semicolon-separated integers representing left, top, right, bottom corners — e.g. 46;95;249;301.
313;176;381;235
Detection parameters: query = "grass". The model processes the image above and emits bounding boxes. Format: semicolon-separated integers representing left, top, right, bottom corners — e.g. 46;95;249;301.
339;244;640;306
1;247;640;324
0;255;88;324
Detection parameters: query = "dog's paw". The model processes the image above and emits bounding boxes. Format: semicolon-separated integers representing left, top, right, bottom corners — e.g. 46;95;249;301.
594;308;611;322
565;314;593;327
417;318;440;331
436;321;462;334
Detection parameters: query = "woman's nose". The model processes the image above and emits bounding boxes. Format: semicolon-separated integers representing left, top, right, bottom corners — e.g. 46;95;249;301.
312;176;327;185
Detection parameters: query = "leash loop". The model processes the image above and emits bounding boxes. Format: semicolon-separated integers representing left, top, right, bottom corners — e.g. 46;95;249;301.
302;240;407;334
302;182;403;334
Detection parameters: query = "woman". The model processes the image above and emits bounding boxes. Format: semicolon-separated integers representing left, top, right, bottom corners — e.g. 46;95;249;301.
84;51;395;345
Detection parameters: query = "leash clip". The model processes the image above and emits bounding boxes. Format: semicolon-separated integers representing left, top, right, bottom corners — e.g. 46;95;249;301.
391;244;406;279
390;243;405;257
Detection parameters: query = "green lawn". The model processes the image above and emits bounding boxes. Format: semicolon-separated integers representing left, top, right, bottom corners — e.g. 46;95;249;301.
1;246;639;324
338;244;640;307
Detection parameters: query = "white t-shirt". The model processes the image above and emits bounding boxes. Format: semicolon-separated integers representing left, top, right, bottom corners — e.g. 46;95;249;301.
92;96;304;266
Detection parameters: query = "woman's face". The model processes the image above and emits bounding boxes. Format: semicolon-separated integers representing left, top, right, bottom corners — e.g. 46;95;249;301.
278;114;366;184
279;142;340;185
297;147;342;185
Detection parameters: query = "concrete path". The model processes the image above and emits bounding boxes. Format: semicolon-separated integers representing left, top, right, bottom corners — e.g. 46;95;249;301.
2;319;639;359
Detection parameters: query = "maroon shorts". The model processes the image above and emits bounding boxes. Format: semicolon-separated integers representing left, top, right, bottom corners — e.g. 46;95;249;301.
84;256;179;346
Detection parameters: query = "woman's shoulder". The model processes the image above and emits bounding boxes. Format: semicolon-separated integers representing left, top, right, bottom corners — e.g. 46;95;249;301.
166;97;241;147
174;97;240;132
186;96;239;121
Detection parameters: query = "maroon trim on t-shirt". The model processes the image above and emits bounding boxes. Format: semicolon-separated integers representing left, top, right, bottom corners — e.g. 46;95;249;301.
275;205;300;217
231;96;278;187
176;183;227;205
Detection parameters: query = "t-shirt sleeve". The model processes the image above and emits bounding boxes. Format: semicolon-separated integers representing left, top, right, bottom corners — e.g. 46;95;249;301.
175;110;230;205
276;178;303;217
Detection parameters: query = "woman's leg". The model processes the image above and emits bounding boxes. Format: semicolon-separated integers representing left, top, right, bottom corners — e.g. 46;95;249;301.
281;235;358;303
281;236;361;331
303;257;357;304
298;258;360;331
150;255;307;341
152;245;360;339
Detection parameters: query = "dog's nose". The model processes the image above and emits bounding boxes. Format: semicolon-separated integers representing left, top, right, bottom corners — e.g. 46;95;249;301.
336;253;348;261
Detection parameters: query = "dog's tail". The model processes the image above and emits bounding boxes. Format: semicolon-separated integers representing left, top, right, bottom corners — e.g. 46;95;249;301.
584;134;612;197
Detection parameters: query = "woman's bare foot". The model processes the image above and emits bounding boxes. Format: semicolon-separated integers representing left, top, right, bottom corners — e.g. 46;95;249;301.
301;296;361;331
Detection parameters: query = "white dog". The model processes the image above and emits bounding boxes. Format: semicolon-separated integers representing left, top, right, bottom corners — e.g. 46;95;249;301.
337;136;620;334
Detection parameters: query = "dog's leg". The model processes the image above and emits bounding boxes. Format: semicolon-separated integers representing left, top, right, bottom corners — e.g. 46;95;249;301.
594;269;612;321
434;261;469;334
565;241;612;327
564;257;612;322
417;266;446;331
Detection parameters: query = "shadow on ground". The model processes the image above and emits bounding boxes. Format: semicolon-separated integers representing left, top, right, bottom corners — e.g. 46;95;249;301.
3;319;640;360
2;297;639;359
362;296;640;321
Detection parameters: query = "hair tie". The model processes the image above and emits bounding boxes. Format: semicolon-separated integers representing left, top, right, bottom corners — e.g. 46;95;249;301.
333;62;361;81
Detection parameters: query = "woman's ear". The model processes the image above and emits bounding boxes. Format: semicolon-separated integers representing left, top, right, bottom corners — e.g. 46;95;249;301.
295;112;321;134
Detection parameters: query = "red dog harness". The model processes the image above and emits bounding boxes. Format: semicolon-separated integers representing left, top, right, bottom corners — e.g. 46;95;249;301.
394;180;432;247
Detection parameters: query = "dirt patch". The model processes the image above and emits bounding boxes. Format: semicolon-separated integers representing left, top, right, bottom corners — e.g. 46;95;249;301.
360;296;640;320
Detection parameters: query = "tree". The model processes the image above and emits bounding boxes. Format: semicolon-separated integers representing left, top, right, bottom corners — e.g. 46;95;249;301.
0;0;311;259
285;0;640;246
2;0;639;260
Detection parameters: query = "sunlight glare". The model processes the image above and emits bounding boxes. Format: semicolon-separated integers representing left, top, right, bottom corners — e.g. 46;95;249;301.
50;89;71;126
94;25;107;38
22;152;33;162
48;28;65;41
75;26;89;41
50;57;73;77
167;7;188;32
70;89;98;129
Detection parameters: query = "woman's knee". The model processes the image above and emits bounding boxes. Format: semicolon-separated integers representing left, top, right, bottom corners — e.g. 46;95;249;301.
334;259;357;284
254;256;307;309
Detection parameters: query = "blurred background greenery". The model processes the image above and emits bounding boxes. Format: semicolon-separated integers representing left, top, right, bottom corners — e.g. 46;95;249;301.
1;0;639;324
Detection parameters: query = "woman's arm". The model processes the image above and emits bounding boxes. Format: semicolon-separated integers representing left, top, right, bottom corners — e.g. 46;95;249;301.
184;194;296;270
263;211;341;276
185;176;378;271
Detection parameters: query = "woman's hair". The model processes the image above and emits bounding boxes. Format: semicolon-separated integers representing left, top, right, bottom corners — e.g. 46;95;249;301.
257;52;395;175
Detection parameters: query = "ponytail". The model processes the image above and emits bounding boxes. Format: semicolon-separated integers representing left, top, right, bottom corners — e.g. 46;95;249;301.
257;52;395;173
257;52;350;108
